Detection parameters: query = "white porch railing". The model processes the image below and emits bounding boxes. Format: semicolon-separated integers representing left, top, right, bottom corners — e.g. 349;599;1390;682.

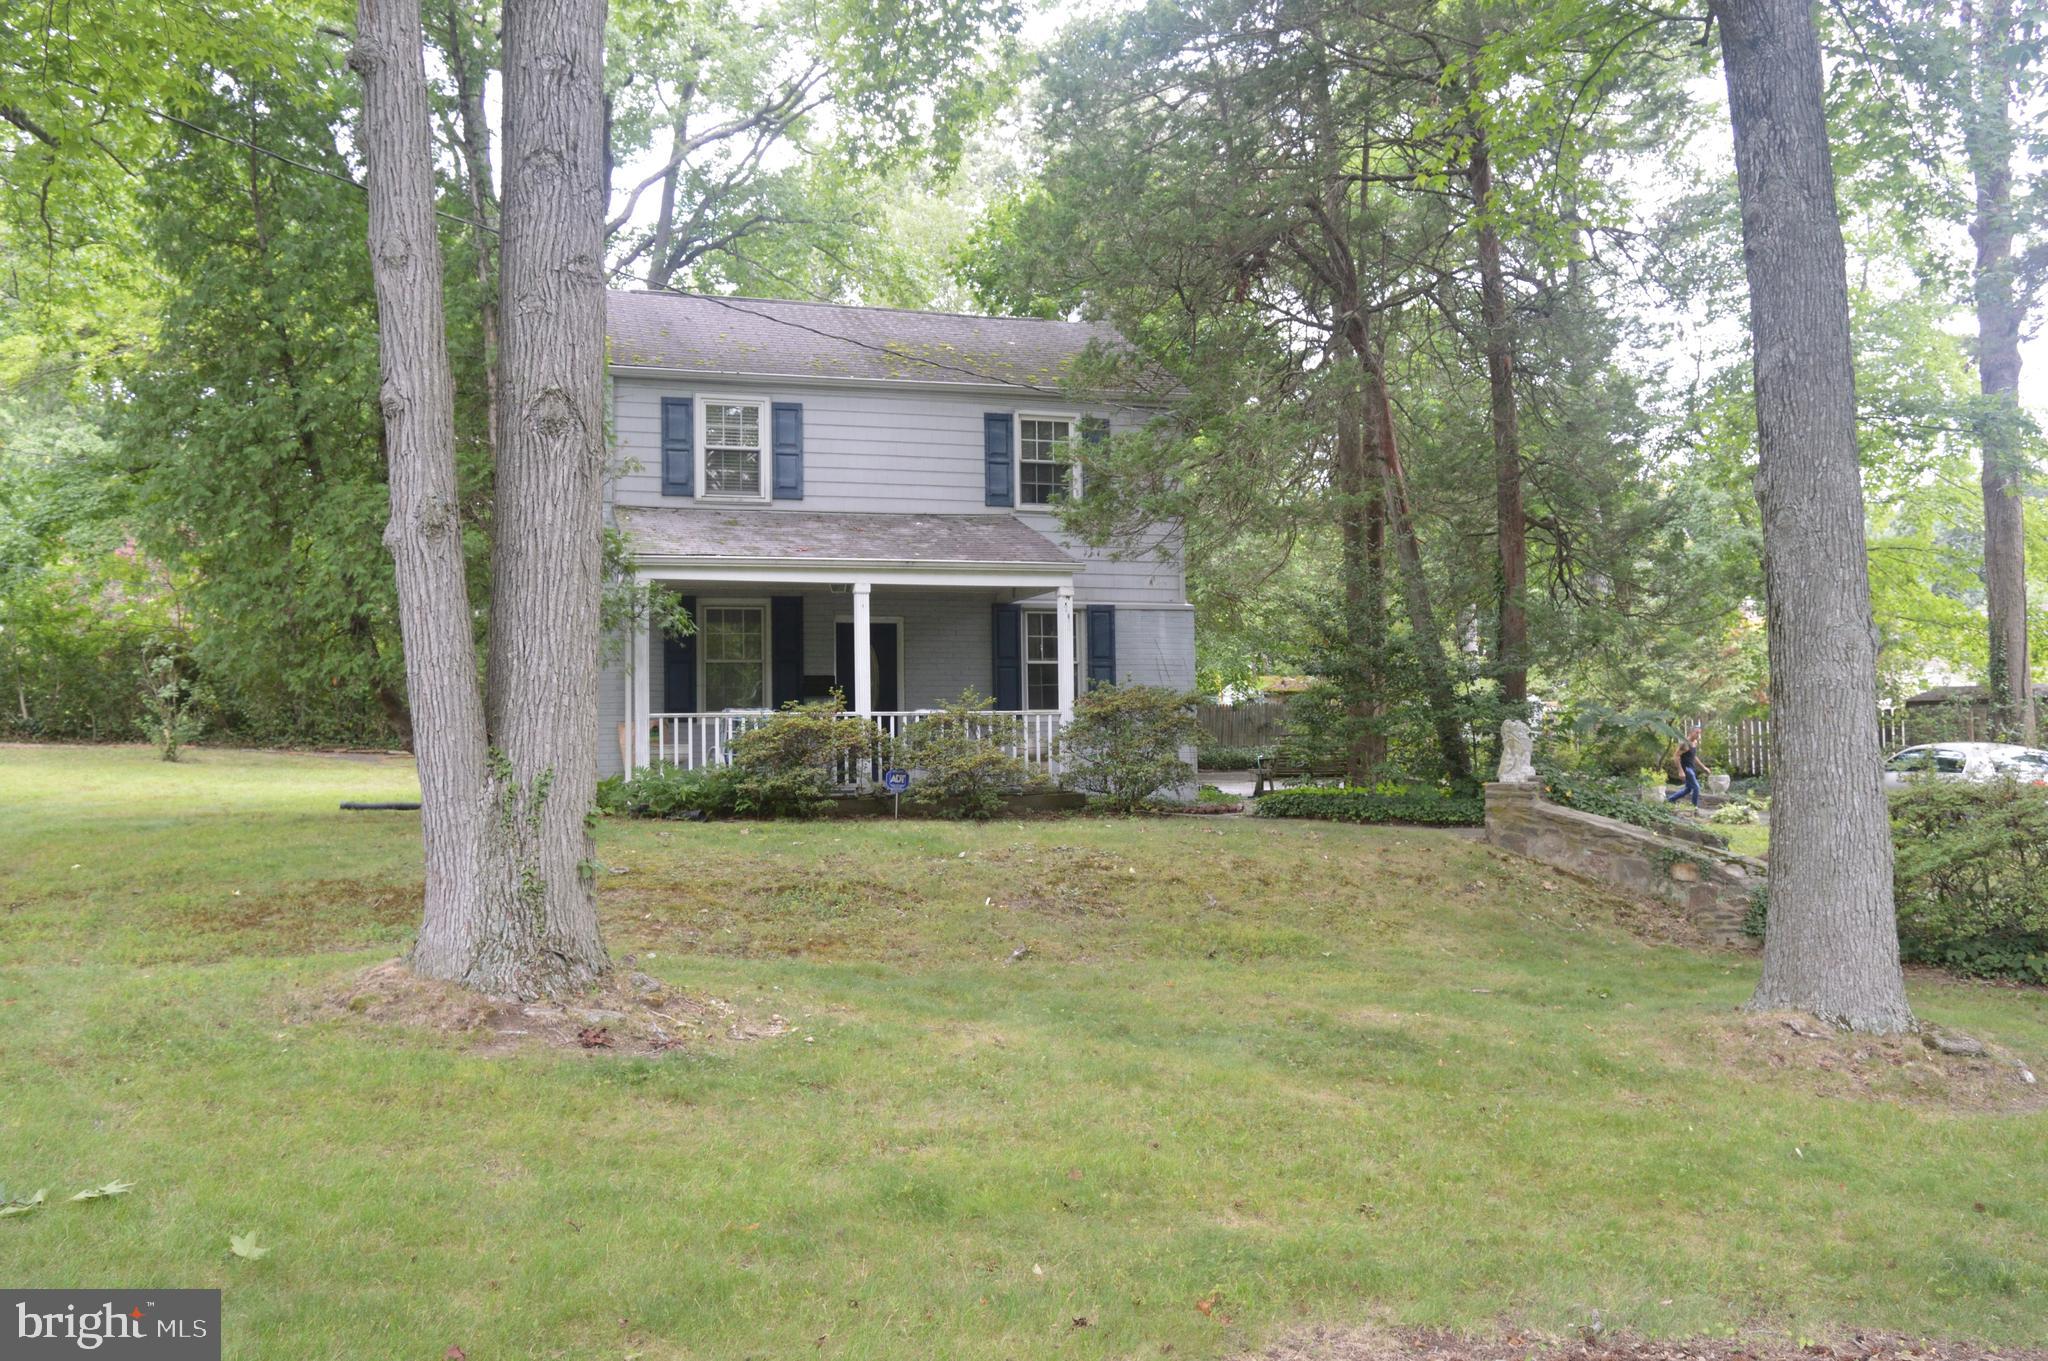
646;710;1068;782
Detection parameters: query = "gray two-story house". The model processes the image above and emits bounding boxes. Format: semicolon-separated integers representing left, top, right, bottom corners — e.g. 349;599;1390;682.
598;291;1195;778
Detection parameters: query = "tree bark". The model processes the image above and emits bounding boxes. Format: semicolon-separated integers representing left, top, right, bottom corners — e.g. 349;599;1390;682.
355;0;611;996
1714;0;1914;1033
1333;375;1387;779
350;0;493;982
1357;343;1475;789
1963;0;2035;744
453;0;613;991
443;0;502;457
1467;121;1528;713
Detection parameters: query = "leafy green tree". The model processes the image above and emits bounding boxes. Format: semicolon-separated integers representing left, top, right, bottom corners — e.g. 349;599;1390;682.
109;64;436;743
603;0;1021;291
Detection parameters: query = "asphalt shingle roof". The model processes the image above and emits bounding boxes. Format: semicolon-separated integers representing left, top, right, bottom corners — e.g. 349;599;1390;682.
617;505;1078;568
607;291;1131;392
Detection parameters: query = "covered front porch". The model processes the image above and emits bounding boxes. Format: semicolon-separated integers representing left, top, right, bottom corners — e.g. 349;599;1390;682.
619;507;1095;778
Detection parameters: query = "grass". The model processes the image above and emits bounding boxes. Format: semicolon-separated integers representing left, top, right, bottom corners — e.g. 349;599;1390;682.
3;744;2045;1360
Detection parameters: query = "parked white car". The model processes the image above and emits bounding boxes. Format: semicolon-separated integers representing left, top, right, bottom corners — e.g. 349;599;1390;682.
1882;742;2048;788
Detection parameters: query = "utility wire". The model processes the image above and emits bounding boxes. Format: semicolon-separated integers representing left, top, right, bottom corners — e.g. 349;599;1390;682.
679;290;1160;410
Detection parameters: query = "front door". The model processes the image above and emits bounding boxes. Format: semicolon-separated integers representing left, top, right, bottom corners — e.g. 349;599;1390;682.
835;621;901;710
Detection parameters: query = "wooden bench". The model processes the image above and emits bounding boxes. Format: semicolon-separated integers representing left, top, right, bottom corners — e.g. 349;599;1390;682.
1253;755;1355;796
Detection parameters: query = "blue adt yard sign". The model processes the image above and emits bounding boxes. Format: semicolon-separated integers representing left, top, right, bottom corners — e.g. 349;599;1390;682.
882;767;910;819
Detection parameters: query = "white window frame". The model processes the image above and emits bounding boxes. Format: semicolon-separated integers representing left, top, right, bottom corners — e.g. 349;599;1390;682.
833;614;908;710
696;598;772;712
1021;607;1080;712
1015;411;1083;507
696;395;771;502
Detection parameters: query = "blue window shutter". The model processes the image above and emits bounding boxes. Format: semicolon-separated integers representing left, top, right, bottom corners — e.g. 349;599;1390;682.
771;402;803;500
661;397;694;497
1086;605;1116;688
662;595;698;713
770;596;803;706
991;602;1022;710
984;413;1014;508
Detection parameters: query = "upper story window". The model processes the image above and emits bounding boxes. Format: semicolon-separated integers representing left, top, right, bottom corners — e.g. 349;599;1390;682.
1018;416;1076;506
702;400;766;498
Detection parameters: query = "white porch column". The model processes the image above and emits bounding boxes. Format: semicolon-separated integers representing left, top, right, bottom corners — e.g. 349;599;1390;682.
632;576;654;772
851;580;873;716
1055;584;1076;720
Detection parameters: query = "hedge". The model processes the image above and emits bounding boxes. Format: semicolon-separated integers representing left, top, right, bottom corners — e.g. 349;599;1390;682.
1253;786;1484;826
1743;782;2048;985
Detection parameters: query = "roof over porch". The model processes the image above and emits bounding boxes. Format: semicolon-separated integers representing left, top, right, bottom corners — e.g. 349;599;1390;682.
618;506;1079;584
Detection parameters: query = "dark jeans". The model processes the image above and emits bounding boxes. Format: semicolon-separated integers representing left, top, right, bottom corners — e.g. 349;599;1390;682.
1665;767;1701;807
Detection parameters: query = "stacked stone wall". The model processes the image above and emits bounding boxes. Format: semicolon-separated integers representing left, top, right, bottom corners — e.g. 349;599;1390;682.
1484;782;1763;944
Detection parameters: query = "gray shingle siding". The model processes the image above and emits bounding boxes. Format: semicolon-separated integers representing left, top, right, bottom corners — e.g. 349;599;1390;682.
597;300;1194;781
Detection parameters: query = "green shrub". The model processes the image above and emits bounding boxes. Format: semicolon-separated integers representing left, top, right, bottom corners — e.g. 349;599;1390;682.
727;702;879;816
1889;781;2048;983
1061;684;1202;813
1196;740;1264;770
1536;763;1707;838
137;651;206;762
896;690;1035;820
1743;886;1768;940
1253;786;1484;826
1708;795;1766;826
1541;704;1682;779
596;762;742;819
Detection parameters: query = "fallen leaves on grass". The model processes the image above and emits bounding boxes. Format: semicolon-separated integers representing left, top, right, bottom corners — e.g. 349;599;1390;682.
0;1188;47;1218
302;960;793;1058
1705;1011;2046;1114
228;1231;270;1260
68;1180;133;1202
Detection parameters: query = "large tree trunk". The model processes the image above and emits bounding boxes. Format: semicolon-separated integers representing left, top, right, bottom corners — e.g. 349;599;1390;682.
1468;122;1528;713
350;0;494;981
1715;0;1914;1033
455;0;613;991
442;0;502;456
1333;377;1387;779
1357;345;1475;789
355;0;611;997
1964;0;2035;744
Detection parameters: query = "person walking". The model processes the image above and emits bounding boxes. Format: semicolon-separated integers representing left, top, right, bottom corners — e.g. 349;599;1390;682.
1666;726;1711;810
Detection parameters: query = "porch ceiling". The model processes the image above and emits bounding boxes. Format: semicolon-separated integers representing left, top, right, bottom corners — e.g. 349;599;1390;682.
618;506;1079;575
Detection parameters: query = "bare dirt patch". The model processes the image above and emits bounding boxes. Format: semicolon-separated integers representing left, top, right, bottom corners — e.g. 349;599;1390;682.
1241;1326;2048;1361
300;959;792;1057
1704;1011;2044;1114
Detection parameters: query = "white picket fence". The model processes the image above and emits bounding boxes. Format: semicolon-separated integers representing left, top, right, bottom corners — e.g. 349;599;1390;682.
1685;710;1944;778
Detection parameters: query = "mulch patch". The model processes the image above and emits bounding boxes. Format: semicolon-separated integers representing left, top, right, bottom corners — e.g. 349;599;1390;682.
1241;1326;2048;1360
298;959;792;1057
1705;1011;2044;1114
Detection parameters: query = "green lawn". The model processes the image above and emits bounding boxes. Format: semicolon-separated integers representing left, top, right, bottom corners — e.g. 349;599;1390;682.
2;745;2044;1360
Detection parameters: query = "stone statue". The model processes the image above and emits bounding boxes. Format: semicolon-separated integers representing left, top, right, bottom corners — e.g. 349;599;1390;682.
1497;719;1537;784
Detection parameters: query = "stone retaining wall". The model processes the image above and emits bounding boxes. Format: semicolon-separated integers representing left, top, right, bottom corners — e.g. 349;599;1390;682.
1484;781;1764;944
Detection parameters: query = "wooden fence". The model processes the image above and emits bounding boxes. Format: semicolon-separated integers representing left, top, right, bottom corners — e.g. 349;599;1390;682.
1195;701;1288;751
